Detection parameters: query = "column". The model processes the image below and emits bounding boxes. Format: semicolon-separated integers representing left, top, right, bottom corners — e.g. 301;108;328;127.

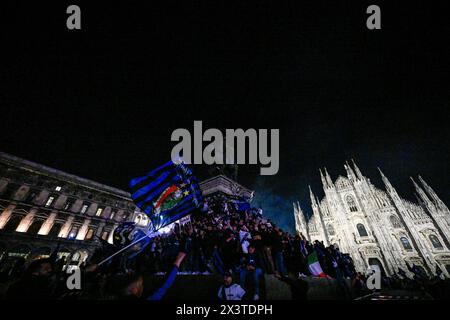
59;216;75;238
76;219;91;240
38;211;58;235
16;208;38;233
0;204;16;229
107;223;118;244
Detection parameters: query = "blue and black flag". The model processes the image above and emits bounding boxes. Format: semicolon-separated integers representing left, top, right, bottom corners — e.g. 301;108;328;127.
129;160;203;230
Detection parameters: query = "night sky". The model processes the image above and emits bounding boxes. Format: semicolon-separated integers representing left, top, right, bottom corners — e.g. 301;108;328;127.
1;1;449;232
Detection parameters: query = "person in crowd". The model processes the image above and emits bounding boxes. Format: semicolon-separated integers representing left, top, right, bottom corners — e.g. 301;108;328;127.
351;272;368;298
272;228;287;276
6;258;55;299
220;229;238;272
239;225;252;254
239;243;264;300
4;194;446;300
105;251;186;300
274;271;309;300
218;272;246;300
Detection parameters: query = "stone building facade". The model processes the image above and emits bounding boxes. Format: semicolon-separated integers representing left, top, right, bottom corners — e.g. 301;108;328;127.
199;174;254;200
294;160;450;278
0;152;149;268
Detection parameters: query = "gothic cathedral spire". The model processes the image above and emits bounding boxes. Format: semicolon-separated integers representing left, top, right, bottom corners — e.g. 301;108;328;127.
351;159;364;180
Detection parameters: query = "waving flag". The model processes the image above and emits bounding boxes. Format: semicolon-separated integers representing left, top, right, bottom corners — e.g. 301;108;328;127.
307;251;328;278
129;160;203;230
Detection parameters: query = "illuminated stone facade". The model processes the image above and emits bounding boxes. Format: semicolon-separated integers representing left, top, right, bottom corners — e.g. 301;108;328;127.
294;160;450;278
0;152;147;268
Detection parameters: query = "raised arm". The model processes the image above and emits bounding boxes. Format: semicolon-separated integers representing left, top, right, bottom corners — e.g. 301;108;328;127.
147;251;186;300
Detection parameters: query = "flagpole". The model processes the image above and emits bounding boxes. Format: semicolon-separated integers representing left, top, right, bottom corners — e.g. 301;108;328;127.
97;231;156;267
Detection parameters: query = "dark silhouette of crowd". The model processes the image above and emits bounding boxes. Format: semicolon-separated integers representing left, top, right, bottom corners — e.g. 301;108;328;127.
0;194;449;300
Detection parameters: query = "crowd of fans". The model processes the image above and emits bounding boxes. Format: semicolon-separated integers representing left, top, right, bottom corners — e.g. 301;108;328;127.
0;194;449;300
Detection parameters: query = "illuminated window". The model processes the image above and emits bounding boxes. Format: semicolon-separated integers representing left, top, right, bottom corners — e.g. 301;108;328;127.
430;235;443;249
357;223;368;237
400;237;413;251
80;204;89;214
134;213;148;226
85;228;94;240
64;199;74;211
95;208;104;217
135;215;142;224
68;226;78;239
55;186;62;192
346;195;358;212
101;231;108;240
110;212;115;220
45;196;55;208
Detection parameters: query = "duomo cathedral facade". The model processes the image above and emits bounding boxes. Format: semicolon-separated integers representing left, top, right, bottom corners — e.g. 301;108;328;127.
294;160;450;278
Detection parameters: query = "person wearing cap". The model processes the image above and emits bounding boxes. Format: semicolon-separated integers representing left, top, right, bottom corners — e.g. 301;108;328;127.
218;272;246;300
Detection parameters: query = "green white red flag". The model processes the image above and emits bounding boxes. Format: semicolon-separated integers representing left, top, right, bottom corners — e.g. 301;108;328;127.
307;251;327;278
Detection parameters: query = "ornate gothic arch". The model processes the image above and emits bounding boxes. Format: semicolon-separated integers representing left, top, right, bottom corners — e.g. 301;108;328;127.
346;195;358;212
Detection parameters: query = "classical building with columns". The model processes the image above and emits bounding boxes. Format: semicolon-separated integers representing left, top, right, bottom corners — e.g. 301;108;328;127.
0;152;149;268
294;160;450;278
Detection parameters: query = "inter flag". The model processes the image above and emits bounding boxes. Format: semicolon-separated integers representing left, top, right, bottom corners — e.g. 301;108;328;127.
129;160;203;230
307;251;328;278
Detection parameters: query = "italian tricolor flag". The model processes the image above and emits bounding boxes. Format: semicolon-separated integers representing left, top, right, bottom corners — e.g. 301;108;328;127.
307;251;327;278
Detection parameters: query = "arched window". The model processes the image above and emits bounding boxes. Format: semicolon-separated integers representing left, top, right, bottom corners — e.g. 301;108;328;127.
368;258;386;277
68;226;79;239
327;224;335;236
357;223;368;237
85;228;95;240
134;213;149;226
390;215;402;228
429;235;443;249
134;214;142;225
48;222;63;238
27;219;45;235
400;237;413;250
346;195;358;212
3;215;23;232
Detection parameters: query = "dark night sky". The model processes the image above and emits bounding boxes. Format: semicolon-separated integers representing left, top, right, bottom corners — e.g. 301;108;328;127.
1;1;449;232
